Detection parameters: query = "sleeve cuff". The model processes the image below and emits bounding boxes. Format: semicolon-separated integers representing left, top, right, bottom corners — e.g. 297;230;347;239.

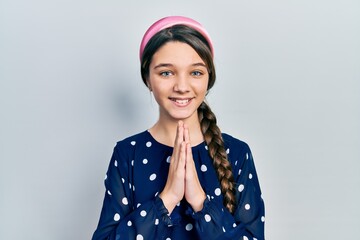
154;195;175;226
186;196;211;220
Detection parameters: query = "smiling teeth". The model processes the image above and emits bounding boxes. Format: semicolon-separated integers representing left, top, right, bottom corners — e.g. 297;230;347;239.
176;99;189;104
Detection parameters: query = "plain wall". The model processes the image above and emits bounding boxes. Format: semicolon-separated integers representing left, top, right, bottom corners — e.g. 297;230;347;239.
1;0;359;239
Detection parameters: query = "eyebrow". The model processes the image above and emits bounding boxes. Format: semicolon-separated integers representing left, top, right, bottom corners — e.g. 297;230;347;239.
153;63;173;69
153;62;207;69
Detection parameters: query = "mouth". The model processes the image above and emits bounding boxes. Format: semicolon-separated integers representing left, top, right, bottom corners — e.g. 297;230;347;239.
169;97;194;106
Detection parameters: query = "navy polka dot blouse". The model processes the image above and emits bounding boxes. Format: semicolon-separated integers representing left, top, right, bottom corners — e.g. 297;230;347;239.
92;130;265;240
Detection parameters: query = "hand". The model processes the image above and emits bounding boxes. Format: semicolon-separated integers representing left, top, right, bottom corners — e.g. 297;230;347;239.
159;121;186;214
159;122;206;214
183;125;206;212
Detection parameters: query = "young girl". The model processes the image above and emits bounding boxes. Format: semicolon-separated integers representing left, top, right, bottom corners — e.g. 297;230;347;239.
92;16;265;240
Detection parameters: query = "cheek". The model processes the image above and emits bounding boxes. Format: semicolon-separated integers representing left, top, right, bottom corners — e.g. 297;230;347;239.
151;79;169;92
150;82;171;102
195;80;209;94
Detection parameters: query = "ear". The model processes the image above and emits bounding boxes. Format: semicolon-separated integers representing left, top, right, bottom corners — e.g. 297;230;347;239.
146;80;152;91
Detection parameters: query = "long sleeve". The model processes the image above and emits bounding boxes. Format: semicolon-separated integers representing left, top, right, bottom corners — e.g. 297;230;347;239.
189;136;265;240
92;131;265;240
92;143;173;240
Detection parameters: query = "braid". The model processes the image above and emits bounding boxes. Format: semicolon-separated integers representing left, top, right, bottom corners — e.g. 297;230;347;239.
198;102;236;213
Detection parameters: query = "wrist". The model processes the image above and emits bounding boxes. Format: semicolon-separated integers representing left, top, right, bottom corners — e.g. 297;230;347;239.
159;192;179;214
189;193;206;212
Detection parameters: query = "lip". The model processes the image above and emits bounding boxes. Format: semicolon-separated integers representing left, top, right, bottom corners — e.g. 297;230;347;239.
169;97;194;107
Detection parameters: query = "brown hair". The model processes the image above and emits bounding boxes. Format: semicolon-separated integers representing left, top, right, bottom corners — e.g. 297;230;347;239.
140;25;236;213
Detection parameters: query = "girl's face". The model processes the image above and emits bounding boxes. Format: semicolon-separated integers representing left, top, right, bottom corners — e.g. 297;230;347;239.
147;41;209;123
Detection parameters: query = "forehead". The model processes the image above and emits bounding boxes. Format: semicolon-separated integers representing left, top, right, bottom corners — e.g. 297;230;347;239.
150;41;205;67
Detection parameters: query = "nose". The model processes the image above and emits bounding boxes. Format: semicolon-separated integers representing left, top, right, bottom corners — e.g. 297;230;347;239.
173;73;190;93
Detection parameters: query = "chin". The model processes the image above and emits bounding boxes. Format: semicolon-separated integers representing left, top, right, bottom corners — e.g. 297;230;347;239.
168;110;198;122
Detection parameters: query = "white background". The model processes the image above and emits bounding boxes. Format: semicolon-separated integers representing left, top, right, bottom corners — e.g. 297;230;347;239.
1;0;359;239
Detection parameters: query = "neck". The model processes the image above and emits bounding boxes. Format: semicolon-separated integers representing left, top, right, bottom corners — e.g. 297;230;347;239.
149;114;204;147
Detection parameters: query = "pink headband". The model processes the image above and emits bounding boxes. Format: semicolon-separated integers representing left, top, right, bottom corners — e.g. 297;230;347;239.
139;16;214;60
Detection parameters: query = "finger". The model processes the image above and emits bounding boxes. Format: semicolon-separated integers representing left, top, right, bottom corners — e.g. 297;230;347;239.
176;121;184;145
185;142;193;165
179;142;186;167
173;121;184;159
184;125;190;144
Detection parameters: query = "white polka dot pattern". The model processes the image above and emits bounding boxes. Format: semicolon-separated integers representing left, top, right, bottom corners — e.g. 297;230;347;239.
114;213;120;221
200;164;207;172
95;131;265;239
185;223;193;231
140;210;147;217
149;173;156;181
214;188;221;196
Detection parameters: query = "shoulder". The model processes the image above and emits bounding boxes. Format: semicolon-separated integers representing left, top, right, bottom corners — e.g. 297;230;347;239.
221;133;253;163
116;131;148;147
222;133;251;153
113;131;149;155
